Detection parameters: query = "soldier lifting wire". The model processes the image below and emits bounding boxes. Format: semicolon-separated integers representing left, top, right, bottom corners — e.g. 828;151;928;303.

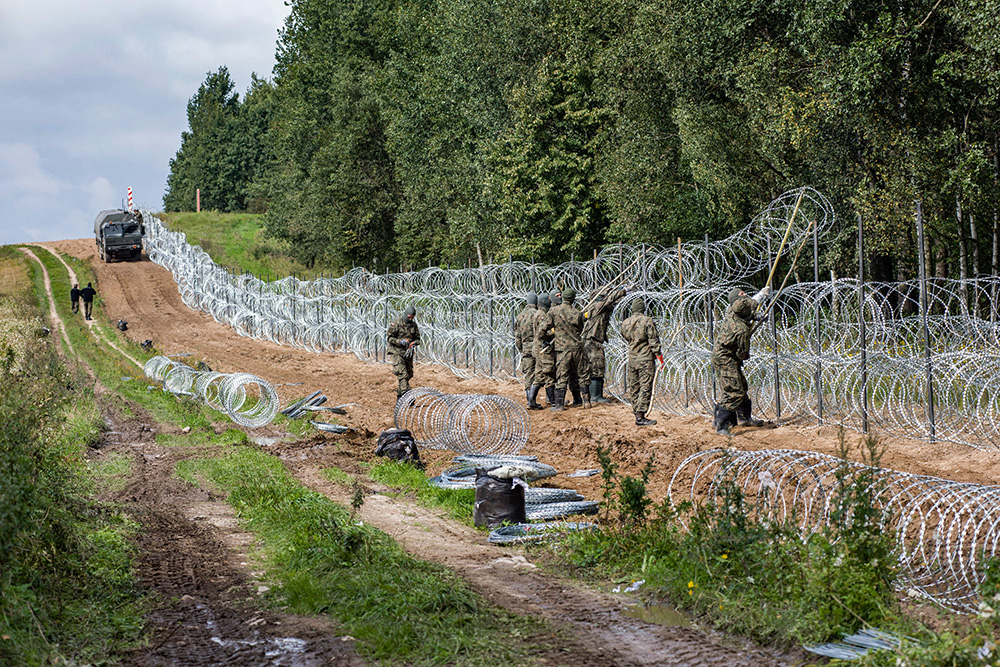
711;285;771;435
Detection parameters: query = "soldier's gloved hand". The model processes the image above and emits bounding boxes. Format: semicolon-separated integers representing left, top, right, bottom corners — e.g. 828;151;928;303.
655;353;665;368
754;311;770;322
400;338;410;346
752;285;772;304
408;340;419;348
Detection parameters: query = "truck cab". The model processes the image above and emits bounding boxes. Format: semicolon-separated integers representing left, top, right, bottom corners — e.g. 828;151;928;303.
94;209;145;262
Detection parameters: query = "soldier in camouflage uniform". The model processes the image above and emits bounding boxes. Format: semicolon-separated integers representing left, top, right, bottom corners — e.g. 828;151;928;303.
582;284;628;403
540;287;589;411
514;293;542;409
532;294;556;405
387;305;421;401
711;286;771;435
620;299;663;426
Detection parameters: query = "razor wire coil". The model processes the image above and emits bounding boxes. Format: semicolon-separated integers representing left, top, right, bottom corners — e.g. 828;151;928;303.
667;448;1000;613
141;186;1000;449
143;355;279;427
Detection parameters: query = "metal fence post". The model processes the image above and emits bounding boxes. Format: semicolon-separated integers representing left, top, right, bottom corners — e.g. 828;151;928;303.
706;232;716;404
814;215;823;423
915;200;936;442
858;213;869;433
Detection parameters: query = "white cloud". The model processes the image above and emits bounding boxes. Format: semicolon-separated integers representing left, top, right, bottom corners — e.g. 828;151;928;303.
0;0;290;245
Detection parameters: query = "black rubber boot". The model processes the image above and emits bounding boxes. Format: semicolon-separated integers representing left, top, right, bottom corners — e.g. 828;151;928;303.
545;386;555;406
527;385;543;410
591;378;610;404
568;382;583;408
713;405;737;435
550;388;566;412
736;397;764;427
635;412;657;426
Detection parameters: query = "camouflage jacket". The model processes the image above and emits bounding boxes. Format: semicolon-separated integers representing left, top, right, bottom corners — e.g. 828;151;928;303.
387;315;421;354
541;303;583;352
514;305;536;354
620;313;661;362
711;297;756;366
582;286;626;343
532;307;552;353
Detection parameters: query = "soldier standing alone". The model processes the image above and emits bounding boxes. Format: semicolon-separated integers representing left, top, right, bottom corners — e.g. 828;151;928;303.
387;305;421;402
582;284;628;403
620;299;663;426
514;293;542;409
541;287;589;411
711;286;771;435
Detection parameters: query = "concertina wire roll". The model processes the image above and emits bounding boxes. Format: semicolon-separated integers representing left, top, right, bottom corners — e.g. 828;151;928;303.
668;448;1000;613
141;186;1000;450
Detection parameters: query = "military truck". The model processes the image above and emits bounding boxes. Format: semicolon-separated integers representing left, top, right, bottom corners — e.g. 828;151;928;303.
94;209;145;262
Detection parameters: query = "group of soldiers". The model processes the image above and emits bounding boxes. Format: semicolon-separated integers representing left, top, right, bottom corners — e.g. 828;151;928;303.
385;281;772;434
514;285;664;426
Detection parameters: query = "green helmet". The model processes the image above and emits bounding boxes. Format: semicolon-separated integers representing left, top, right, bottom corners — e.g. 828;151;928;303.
526;292;537;306
630;299;646;314
562;287;576;303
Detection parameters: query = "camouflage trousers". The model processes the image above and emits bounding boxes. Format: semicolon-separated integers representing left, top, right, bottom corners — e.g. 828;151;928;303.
584;339;606;379
627;358;656;414
520;352;536;388
534;348;555;388
714;357;748;412
555;346;590;391
391;353;414;397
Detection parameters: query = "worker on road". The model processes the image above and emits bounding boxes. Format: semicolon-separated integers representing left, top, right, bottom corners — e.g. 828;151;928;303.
620;298;662;426
80;282;97;320
711;286;771;435
70;283;81;314
387;305;421;402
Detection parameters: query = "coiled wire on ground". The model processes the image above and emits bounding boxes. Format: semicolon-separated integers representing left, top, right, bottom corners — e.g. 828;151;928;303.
143;355;279;427
488;521;599;546
142;187;1000;450
394;387;529;456
667;448;1000;613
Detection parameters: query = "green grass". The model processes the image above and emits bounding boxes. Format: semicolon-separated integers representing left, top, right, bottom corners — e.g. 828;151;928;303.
0;246;145;666
85;452;134;495
322;467;356;486
369;459;478;525
179;446;543;666
160;211;316;279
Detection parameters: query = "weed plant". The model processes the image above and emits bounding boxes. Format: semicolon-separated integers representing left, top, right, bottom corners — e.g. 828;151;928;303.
179;447;539;665
561;434;899;647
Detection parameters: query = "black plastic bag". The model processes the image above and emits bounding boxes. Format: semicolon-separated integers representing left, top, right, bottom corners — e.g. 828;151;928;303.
375;428;423;468
473;469;527;528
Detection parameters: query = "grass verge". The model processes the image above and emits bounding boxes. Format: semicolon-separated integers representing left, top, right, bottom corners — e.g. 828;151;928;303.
0;246;144;665
178;446;542;666
369;459;477;525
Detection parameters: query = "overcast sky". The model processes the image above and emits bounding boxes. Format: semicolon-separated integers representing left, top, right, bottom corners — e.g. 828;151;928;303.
0;0;291;245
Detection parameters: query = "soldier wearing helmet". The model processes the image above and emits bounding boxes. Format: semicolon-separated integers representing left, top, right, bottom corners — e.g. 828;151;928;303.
711;285;771;435
387;305;421;401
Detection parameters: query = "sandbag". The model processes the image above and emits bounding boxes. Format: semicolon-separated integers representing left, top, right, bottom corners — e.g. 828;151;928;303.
375;428;423;468
473;469;527;528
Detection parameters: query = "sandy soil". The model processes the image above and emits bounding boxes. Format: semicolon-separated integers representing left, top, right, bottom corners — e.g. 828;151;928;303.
39;237;1000;665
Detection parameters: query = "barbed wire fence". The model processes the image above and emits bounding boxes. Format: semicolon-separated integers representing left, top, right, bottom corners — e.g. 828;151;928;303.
142;187;1000;450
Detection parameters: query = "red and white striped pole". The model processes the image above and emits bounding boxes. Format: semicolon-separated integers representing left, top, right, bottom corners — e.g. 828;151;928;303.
127;186;133;211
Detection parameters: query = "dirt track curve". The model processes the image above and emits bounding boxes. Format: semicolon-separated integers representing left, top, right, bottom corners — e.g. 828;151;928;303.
37;238;1000;665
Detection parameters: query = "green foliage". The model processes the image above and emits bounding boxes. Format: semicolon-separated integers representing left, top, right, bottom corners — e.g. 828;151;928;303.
180;447;538;664
368;458;477;525
563;437;900;647
0;252;143;666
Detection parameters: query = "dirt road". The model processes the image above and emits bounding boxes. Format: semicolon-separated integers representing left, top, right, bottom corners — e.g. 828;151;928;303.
41;238;1000;665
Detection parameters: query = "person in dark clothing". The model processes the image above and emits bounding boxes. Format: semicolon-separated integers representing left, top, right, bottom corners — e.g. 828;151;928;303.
80;282;97;320
70;283;81;314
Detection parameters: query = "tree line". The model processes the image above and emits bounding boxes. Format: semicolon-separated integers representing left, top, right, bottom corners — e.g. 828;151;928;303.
163;0;1000;284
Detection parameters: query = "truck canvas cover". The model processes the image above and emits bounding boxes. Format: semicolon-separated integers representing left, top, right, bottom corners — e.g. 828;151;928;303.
94;209;136;235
